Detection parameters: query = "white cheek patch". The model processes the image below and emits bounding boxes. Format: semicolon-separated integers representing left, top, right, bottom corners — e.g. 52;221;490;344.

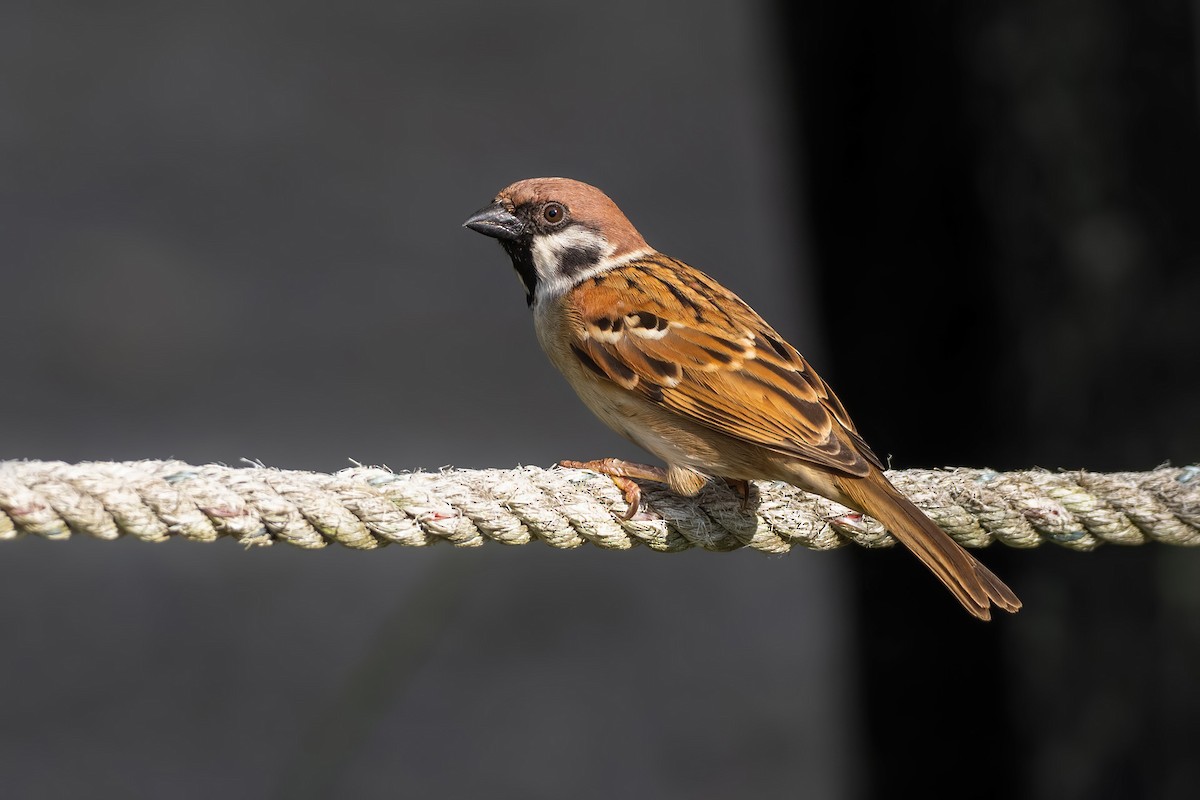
528;235;653;309
531;227;614;283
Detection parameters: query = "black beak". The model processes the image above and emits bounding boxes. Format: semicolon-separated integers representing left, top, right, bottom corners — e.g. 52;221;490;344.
463;203;525;241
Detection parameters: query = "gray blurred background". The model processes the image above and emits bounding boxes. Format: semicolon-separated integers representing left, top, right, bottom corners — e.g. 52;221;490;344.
2;1;1198;798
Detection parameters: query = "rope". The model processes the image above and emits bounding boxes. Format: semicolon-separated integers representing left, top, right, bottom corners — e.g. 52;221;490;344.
0;460;1196;553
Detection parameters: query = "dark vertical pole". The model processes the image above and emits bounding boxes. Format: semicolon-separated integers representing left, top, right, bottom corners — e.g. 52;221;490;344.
959;2;1200;797
774;1;1200;798
771;4;1018;797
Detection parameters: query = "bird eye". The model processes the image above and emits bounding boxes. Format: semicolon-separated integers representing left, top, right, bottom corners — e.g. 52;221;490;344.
542;202;566;225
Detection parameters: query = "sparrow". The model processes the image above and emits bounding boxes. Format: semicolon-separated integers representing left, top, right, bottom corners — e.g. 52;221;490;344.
464;177;1020;620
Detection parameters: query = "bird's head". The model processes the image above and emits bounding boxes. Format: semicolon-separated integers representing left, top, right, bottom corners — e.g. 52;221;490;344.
463;177;649;306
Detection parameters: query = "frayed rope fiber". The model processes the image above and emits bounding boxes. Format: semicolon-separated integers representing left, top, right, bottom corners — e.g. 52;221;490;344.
0;460;1197;553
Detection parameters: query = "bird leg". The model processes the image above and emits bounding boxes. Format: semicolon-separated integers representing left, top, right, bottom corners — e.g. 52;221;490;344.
559;458;670;520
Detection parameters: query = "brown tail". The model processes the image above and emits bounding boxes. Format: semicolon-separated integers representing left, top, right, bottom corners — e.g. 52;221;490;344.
835;470;1021;620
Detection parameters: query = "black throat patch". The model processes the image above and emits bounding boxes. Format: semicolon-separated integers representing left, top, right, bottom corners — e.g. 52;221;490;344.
500;239;538;306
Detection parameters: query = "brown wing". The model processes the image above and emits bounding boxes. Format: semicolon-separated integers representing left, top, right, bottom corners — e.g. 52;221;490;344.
567;254;884;477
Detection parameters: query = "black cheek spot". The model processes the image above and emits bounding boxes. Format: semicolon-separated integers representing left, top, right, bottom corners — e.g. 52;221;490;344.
559;244;603;278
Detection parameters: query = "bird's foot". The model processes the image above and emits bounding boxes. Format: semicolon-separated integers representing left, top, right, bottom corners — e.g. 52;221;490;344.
559;458;669;520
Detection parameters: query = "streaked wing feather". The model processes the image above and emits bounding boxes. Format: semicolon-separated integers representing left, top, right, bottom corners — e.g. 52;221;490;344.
569;256;883;476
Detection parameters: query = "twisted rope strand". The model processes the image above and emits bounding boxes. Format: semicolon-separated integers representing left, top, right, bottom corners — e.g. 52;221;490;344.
0;460;1196;553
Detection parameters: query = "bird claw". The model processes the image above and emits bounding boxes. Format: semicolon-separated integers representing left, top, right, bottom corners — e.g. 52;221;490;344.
559;458;668;521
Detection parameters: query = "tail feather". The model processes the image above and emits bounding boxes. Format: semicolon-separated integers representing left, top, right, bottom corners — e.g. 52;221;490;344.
836;471;1021;620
